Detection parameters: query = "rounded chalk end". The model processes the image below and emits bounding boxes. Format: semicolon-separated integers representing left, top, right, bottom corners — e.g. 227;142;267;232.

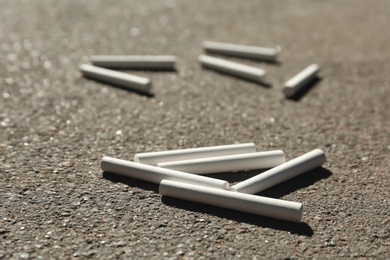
282;86;295;98
313;148;327;163
311;63;320;70
145;78;152;87
275;45;282;54
100;156;112;172
79;63;89;72
258;75;271;86
294;203;304;223
198;55;205;63
100;157;105;170
201;41;208;49
133;154;140;163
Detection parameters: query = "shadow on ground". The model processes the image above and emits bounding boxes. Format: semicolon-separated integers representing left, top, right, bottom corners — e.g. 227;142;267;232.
102;166;333;236
102;172;160;193
204;169;266;183
161;196;314;236
257;167;332;198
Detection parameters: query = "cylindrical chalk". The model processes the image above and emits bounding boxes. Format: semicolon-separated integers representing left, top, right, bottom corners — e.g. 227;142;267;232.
232;149;327;194
202;41;281;61
101;156;229;190
283;64;320;98
157;150;285;174
80;64;152;94
134;143;257;166
159;180;303;223
89;55;176;70
198;55;267;83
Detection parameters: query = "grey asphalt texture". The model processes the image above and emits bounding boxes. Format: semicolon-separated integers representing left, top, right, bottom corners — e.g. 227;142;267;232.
1;0;389;259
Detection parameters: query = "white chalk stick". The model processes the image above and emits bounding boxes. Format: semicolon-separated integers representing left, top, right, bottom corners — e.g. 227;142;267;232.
202;41;281;61
232;149;327;194
198;55;267;83
157;150;286;174
89;55;176;70
283;64;320;98
134;143;257;166
101;156;229;190
159;180;303;223
80;64;152;94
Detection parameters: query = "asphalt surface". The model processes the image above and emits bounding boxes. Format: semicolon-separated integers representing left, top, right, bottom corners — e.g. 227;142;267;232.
1;0;389;259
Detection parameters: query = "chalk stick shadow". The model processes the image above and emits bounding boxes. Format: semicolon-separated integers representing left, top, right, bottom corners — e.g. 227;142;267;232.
203;169;266;184
101;169;253;193
83;76;155;97
159;167;331;235
286;77;322;101
197;167;332;197
161;196;313;236
102;166;331;200
201;67;272;87
102;171;159;193
102;167;331;236
256;59;282;66
256;167;332;198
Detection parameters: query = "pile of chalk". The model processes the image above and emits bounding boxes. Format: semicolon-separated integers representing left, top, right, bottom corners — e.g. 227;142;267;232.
79;41;320;98
101;143;326;223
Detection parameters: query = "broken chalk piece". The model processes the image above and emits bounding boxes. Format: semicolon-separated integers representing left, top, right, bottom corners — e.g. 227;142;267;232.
231;149;327;194
159;180;303;223
101;156;230;190
134;143;257;166
283;64;320;98
202;41;281;61
79;64;152;94
89;55;176;70
157;150;286;174
198;55;267;84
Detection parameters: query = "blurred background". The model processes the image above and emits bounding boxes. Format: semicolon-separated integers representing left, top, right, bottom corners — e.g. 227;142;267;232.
1;0;389;258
